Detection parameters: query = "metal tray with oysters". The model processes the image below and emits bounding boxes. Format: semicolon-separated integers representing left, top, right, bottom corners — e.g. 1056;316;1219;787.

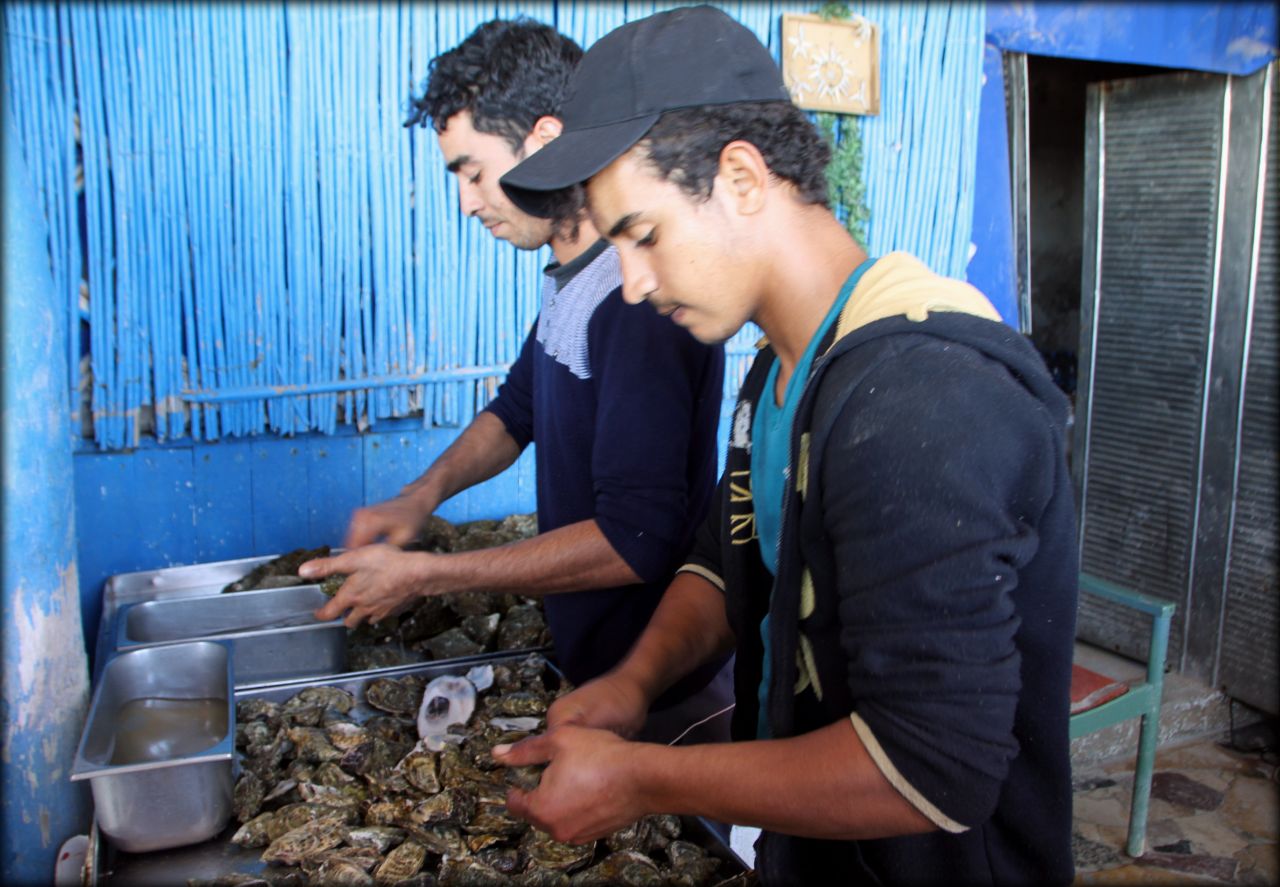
91;652;753;887
95;514;554;687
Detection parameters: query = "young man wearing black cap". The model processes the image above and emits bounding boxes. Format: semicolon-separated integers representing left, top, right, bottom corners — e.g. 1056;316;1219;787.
302;18;732;745
492;7;1078;885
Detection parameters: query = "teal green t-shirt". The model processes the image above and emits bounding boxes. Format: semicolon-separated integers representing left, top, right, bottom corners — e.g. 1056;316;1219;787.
752;259;874;738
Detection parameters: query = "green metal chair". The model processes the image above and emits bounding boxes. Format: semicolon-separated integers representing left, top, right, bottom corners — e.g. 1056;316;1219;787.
1069;573;1177;858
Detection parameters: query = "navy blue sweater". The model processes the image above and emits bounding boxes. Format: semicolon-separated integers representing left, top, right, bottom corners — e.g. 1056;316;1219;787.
486;241;726;705
686;309;1078;885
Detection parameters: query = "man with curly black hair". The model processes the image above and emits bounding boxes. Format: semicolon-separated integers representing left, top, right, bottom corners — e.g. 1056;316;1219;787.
493;7;1078;885
305;18;732;745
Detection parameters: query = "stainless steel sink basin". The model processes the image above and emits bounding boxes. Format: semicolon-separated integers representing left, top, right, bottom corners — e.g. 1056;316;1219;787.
115;585;346;686
71;641;235;853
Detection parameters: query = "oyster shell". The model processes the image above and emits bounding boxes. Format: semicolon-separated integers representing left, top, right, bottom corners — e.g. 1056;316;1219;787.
419;627;484;660
417;675;477;744
408;823;469;858
343;825;406;854
373;838;426;884
260;817;346;866
452;528;510;553
520;829;595;873
231;811;276;848
326;721;370;752
406;787;476;827
394;740;441;795
416;514;462;552
365;677;421;717
464;801;527;839
514;870;570;887
438;857;512;886
234;771;265;823
299;846;382;876
237;698;282;723
667;840;721;885
285;726;343;764
265;804;358;842
222;546;330;594
486;691;546;719
569;850;661;887
496;604;548;651
283;686;355;715
461;612;501;647
475;845;524;876
311;858;373;886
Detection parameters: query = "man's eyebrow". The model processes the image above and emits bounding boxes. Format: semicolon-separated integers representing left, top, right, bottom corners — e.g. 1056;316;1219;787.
607;212;642;239
445;155;472;174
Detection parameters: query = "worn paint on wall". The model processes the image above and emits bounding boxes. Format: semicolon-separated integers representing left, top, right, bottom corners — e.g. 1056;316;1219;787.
4;573;91;847
2;99;92;882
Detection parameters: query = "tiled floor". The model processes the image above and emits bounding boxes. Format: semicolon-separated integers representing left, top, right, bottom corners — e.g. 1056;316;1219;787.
1072;725;1279;885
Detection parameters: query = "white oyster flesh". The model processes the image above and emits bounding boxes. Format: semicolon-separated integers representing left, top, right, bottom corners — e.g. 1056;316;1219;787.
466;664;495;692
416;675;477;743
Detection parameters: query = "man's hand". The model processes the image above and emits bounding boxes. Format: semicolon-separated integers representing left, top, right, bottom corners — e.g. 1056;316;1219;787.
344;496;434;549
545;673;651;739
494;726;649;845
302;544;434;628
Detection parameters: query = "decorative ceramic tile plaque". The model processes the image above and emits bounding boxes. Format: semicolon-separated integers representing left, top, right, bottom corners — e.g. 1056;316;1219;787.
781;13;880;116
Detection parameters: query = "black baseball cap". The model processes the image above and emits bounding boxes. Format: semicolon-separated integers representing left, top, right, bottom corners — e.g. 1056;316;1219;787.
500;5;791;218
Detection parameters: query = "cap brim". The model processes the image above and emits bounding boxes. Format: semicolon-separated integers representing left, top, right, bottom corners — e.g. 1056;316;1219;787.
500;115;659;218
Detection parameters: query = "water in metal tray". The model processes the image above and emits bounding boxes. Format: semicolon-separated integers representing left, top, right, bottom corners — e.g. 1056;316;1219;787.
109;697;227;765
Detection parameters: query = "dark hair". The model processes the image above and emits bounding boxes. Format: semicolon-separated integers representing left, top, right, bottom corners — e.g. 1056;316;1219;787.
636;101;830;207
405;18;583;153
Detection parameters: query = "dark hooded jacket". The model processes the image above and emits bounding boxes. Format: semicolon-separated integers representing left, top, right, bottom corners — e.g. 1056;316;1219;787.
680;254;1078;885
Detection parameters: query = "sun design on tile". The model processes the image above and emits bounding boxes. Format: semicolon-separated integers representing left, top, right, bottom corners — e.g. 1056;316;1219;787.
807;42;856;102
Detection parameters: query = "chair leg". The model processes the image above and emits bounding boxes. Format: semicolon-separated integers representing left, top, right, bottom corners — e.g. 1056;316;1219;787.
1126;709;1160;857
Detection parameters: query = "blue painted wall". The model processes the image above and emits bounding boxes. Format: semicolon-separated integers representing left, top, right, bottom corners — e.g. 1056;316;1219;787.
986;1;1277;76
964;43;1019;325
966;1;1278;327
2;106;92;884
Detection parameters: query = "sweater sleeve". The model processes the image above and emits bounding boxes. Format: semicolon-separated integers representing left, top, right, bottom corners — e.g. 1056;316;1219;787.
819;339;1059;828
676;474;727;590
482;322;538;449
587;293;722;583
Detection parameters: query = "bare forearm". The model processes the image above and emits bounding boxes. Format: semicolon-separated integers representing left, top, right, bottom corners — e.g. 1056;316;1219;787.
609;573;735;706
420;519;641;597
402;412;522;509
631;720;935;840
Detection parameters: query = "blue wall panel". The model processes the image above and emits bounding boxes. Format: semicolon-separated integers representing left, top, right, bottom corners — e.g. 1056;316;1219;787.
306;436;364;547
362;429;459;519
965;43;1019;327
73;448;195;651
250;441;313;556
986;0;1277;76
192;439;254;562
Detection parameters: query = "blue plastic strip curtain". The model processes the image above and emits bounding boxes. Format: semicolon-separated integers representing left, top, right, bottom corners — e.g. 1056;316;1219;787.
3;1;984;451
2;5;81;423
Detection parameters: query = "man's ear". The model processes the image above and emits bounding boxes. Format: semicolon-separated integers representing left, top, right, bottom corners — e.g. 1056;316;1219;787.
716;140;769;215
524;116;564;155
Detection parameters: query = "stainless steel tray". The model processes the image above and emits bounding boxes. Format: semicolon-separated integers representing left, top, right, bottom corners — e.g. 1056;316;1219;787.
116;586;347;687
92;654;748;885
72;641;236;854
95;554;286;685
95;554;551;687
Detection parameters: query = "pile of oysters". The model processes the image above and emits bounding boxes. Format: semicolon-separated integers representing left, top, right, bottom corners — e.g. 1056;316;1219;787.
215;655;746;886
220;515;551;671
